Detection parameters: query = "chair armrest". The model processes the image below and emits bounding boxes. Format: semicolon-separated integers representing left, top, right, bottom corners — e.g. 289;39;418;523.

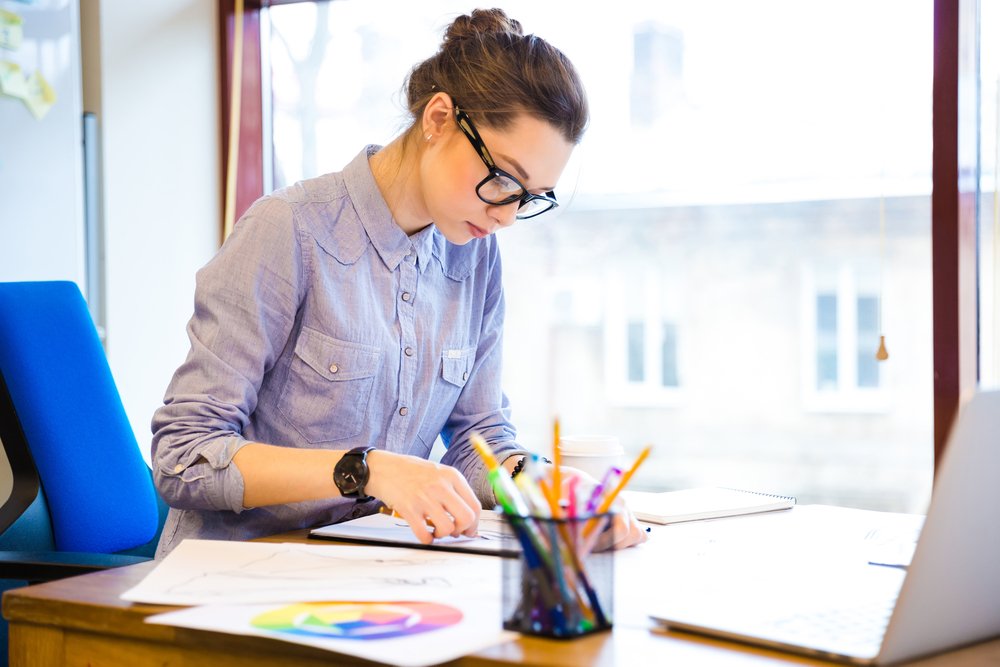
0;550;151;583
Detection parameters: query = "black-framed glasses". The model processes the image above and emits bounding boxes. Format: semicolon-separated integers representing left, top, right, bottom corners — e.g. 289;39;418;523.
454;105;559;220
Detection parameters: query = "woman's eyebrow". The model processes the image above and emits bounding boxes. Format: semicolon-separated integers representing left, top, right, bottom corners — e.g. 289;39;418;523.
495;152;555;192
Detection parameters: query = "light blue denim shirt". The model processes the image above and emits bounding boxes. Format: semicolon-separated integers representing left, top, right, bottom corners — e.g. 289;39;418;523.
151;145;527;557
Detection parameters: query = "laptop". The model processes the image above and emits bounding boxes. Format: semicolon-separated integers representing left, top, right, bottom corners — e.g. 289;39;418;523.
648;389;1000;665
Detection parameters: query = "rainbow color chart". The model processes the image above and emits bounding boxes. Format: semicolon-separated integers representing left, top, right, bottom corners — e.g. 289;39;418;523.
250;601;462;640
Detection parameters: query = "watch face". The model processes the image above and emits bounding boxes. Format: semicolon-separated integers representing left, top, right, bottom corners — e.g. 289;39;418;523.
334;452;370;498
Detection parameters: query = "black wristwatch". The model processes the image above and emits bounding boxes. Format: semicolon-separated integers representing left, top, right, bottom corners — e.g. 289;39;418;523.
333;446;376;502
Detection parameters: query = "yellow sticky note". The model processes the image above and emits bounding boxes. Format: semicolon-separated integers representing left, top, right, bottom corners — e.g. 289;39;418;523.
0;9;23;51
0;60;27;99
23;70;55;120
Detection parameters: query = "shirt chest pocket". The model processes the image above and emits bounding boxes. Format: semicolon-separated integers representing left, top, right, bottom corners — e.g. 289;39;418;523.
440;347;476;387
278;327;382;443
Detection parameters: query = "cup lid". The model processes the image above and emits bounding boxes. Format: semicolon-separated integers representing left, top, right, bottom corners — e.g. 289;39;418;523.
558;435;624;457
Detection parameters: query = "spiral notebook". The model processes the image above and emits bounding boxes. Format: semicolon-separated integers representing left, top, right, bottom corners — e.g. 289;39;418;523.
621;487;795;525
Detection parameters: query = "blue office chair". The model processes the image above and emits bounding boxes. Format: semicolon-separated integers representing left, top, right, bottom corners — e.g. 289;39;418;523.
0;281;167;663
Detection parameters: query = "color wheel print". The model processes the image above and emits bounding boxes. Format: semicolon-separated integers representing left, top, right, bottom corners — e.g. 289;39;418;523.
251;601;462;640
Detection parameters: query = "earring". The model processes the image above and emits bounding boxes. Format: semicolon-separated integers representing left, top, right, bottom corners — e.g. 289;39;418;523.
425;133;433;142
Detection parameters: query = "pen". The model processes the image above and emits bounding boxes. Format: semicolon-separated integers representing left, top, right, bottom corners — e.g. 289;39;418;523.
379;505;436;531
567;476;578;520
585;466;621;514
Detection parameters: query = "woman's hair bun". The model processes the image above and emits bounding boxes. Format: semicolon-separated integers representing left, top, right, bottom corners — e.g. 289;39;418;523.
443;8;523;45
404;6;588;144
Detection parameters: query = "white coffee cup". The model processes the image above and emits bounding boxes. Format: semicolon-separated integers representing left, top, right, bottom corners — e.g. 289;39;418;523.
558;435;625;481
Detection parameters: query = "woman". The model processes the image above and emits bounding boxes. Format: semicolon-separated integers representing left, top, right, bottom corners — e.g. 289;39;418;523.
152;8;646;556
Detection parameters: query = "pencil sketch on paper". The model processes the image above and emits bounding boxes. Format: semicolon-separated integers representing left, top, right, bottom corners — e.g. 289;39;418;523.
164;550;456;598
121;539;501;606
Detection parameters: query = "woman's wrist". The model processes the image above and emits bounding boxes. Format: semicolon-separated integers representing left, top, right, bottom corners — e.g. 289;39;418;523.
363;449;393;500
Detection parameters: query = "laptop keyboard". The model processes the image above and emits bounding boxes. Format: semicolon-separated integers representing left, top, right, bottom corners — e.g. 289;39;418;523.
770;600;894;650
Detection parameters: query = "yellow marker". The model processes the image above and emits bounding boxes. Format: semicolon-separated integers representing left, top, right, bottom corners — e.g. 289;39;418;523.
471;432;529;516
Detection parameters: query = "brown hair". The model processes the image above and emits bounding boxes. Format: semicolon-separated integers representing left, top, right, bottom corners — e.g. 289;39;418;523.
404;8;588;144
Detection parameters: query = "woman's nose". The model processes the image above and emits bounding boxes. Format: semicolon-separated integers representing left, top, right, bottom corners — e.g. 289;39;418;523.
489;201;519;229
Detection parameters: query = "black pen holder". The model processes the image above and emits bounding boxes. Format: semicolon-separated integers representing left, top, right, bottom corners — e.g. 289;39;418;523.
500;512;616;638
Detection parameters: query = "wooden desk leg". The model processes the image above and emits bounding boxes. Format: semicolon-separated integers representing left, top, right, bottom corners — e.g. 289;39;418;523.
9;623;65;666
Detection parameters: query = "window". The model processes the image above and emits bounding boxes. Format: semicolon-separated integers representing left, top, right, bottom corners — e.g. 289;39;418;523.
816;294;838;390
604;268;681;406
254;0;941;512
631;22;683;127
857;296;880;388
802;264;889;411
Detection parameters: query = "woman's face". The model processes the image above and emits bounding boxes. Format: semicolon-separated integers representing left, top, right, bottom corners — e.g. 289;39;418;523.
420;110;574;245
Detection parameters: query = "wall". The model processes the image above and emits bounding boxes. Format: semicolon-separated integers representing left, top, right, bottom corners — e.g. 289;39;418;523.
0;0;86;287
80;0;220;461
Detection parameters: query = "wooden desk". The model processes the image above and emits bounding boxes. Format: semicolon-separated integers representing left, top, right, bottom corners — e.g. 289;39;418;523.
5;515;1000;666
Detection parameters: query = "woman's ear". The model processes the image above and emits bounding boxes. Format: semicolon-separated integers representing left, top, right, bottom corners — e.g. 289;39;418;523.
421;92;454;141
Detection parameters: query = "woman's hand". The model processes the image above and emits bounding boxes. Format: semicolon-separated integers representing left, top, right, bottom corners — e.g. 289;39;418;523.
556;465;649;551
365;451;481;545
595;497;648;551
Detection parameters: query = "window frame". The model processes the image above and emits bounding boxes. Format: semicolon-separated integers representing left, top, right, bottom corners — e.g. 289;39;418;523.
220;0;981;470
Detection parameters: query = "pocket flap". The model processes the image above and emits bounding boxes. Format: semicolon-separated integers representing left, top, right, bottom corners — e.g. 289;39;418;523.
295;327;381;381
440;346;475;387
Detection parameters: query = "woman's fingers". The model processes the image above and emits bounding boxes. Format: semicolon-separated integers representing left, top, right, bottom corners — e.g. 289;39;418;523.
369;453;481;542
592;504;648;551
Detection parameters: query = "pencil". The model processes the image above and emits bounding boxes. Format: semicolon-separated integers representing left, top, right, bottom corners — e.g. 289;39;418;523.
378;505;436;531
594;444;651;515
582;444;652;540
551;417;561;516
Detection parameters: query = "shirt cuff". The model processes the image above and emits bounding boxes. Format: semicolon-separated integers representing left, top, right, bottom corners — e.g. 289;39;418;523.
155;434;251;513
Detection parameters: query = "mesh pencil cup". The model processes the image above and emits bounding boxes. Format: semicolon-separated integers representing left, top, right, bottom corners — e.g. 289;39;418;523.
500;512;616;639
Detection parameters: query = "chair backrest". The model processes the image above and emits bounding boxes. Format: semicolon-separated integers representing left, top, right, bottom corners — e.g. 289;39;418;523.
0;281;159;553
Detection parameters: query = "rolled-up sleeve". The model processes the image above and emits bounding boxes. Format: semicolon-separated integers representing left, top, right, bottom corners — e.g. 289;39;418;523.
439;238;528;508
151;197;304;512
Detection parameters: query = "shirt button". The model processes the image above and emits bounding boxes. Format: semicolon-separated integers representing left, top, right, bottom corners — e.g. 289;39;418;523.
399;406;409;416
404;347;414;357
329;364;339;374
401;292;411;302
463;371;469;381
174;464;183;473
404;253;414;263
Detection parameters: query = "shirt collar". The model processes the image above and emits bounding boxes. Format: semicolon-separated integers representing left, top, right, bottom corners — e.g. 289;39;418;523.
342;145;435;273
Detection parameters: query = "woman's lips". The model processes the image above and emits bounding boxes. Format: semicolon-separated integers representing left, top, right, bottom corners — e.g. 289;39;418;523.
466;221;489;238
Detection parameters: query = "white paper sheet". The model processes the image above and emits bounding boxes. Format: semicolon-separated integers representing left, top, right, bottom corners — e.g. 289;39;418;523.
146;596;516;667
121;539;501;606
